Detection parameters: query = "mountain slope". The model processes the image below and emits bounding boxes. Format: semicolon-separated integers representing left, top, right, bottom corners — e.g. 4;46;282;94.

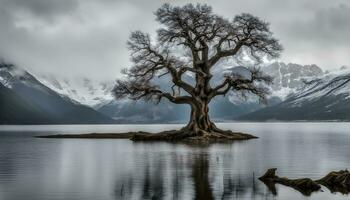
238;71;350;121
0;84;51;124
0;63;114;124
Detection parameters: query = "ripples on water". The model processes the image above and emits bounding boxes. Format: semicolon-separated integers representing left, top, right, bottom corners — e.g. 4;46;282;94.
1;123;350;200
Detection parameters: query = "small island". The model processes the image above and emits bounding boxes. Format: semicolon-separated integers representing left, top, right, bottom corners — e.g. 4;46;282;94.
36;129;257;142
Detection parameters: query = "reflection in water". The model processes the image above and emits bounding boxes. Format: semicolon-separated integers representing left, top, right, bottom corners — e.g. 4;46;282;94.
113;143;273;200
192;154;213;200
323;184;350;195
260;180;277;196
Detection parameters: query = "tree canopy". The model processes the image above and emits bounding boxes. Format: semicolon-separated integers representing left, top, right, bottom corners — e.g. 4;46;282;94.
113;3;282;139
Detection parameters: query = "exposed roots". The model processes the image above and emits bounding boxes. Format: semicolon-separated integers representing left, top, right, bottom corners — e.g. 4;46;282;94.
131;126;257;142
35;126;257;143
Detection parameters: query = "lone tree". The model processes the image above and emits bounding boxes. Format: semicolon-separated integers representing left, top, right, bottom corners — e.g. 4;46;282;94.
113;3;282;141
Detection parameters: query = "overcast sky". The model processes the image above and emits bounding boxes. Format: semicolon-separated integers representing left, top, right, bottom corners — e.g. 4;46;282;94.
0;0;349;80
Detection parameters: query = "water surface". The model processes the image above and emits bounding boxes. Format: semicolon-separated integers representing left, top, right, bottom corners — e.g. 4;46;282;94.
1;123;350;200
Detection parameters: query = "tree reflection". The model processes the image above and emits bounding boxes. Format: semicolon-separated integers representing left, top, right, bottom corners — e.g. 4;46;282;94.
113;143;273;200
191;154;214;200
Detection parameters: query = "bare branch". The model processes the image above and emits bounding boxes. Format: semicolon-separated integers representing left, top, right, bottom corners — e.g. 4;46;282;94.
210;67;273;103
113;80;192;104
123;30;196;98
209;13;283;67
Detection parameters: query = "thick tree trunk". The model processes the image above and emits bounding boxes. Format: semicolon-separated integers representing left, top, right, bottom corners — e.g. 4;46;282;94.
185;99;214;135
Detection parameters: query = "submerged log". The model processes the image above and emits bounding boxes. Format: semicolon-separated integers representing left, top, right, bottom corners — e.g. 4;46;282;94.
260;168;350;195
259;168;321;196
316;170;350;194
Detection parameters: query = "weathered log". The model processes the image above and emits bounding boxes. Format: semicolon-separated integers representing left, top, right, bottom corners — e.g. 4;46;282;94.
259;168;278;179
259;168;321;196
316;170;350;194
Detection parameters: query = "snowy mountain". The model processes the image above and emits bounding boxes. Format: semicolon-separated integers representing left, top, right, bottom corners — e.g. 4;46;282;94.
37;74;115;107
264;62;324;99
238;67;350;121
0;63;114;124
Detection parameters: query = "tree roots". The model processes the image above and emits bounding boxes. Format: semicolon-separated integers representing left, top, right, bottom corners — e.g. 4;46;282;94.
131;127;257;142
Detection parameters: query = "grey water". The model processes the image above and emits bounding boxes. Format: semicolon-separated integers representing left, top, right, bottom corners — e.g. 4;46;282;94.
1;123;350;200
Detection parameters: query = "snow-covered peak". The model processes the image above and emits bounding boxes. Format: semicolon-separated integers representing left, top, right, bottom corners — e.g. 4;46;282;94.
288;70;350;106
0;63;42;89
263;62;324;100
37;74;115;107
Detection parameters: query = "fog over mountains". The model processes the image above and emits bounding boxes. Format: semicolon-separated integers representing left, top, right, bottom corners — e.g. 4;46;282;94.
1;61;350;124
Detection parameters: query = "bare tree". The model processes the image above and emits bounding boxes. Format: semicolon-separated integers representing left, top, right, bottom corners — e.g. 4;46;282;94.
113;3;282;140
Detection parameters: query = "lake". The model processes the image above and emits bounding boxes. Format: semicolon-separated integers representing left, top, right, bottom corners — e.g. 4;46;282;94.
0;123;350;200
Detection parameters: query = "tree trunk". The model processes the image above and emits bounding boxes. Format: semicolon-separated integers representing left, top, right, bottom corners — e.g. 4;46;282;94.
185;99;214;135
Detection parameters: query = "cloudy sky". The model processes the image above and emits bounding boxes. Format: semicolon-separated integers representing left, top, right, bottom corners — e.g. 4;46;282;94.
0;0;349;80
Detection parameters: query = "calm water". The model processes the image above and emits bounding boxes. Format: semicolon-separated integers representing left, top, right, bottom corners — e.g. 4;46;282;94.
1;123;350;200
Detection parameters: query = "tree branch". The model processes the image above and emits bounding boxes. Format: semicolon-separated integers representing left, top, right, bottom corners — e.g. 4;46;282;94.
113;80;192;104
210;67;273;103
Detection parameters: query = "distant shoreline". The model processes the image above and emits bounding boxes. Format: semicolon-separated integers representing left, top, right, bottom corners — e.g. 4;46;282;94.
1;120;350;126
35;132;135;139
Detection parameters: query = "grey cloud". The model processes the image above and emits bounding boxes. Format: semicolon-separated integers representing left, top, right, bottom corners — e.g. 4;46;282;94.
289;3;350;43
276;3;350;68
316;4;350;31
1;0;79;22
0;0;348;80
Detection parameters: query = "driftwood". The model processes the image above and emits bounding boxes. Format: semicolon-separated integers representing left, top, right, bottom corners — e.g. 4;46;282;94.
260;168;350;196
316;170;350;194
259;168;320;196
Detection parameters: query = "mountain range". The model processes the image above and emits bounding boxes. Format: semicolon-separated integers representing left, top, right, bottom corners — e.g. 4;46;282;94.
35;62;324;123
0;63;113;124
1;61;349;124
238;67;350;121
